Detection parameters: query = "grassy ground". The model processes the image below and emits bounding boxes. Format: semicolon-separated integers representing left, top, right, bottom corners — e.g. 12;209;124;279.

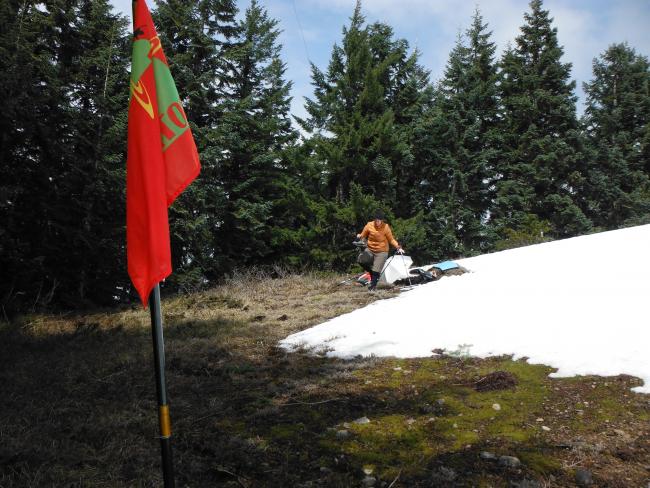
1;270;649;487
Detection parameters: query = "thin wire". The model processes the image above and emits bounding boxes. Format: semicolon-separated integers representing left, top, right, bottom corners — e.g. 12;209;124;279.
292;0;311;63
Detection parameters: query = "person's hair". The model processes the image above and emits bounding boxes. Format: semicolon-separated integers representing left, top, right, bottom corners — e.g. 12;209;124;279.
373;209;385;220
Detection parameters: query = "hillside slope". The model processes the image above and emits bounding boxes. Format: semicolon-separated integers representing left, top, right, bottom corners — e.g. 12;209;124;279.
282;225;650;393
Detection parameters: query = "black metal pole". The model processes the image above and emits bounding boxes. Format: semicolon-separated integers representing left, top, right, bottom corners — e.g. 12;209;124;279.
149;283;175;488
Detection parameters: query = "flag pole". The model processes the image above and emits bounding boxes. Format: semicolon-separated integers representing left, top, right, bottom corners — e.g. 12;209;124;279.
148;283;175;488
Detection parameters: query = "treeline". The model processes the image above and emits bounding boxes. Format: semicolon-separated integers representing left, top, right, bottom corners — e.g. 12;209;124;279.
1;0;649;314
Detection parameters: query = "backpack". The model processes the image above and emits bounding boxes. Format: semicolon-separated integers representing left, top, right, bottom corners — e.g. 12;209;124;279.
357;248;374;271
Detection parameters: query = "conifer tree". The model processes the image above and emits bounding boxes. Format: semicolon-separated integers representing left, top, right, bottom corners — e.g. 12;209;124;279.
0;0;58;311
214;0;298;268
296;1;434;265
300;1;431;214
61;0;131;306
0;0;131;311
153;0;238;289
423;10;500;256
581;43;650;229
494;0;591;240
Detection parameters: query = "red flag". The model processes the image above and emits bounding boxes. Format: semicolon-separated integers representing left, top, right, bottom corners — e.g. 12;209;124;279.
127;0;200;306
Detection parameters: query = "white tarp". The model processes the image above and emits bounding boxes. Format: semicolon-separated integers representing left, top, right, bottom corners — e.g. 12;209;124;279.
379;255;413;284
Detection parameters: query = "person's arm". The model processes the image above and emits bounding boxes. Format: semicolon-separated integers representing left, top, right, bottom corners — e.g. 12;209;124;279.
385;225;400;249
358;223;370;239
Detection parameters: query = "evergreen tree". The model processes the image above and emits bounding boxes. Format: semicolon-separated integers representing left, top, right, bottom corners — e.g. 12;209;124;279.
423;10;500;257
152;0;238;290
494;0;591;241
0;0;56;312
300;1;431;213
297;1;433;265
60;0;131;306
581;43;650;229
370;23;433;216
0;0;131;312
214;0;298;268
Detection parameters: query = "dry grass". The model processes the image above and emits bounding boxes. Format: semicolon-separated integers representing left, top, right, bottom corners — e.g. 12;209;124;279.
1;271;649;487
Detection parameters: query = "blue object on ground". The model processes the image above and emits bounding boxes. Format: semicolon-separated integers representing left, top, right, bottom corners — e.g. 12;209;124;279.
433;260;459;271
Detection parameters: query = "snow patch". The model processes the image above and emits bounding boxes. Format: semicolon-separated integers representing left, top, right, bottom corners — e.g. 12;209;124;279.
280;225;650;393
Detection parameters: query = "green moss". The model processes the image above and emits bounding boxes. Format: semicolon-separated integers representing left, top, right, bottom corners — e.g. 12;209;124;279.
517;450;562;475
347;356;554;454
269;423;306;441
270;354;644;484
325;415;437;479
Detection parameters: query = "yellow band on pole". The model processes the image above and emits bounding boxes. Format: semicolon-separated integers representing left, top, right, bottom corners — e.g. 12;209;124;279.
159;405;172;438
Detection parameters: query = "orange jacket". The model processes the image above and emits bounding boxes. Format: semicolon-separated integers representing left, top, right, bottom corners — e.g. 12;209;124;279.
359;221;399;253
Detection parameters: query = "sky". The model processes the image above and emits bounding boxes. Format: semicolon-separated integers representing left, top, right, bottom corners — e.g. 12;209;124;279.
111;0;650;121
280;224;650;394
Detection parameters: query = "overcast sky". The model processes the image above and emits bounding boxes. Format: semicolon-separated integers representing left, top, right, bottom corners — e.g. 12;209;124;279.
111;0;650;119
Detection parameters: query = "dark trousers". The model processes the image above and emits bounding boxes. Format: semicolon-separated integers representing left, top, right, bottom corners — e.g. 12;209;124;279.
368;271;380;290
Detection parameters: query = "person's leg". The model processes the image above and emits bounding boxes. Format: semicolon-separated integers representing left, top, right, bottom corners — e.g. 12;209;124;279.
369;252;388;290
368;271;379;291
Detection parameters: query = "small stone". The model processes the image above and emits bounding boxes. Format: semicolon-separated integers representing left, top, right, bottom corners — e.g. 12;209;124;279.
453;423;458;428
362;476;377;487
354;416;371;425
419;403;436;414
431;466;456;482
536;418;544;422
436;398;446;406
406;418;416;425
363;466;374;475
393;366;402;371
492;403;501;411
343;422;351;429
575;467;593;486
480;451;497;461
336;430;349;439
320;467;332;474
498;455;521;468
542;425;551;431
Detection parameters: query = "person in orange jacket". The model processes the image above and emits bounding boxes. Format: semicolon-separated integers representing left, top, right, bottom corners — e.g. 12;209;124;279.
357;210;404;291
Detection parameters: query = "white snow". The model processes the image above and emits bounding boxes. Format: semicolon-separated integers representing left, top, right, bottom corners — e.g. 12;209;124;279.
280;224;650;393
